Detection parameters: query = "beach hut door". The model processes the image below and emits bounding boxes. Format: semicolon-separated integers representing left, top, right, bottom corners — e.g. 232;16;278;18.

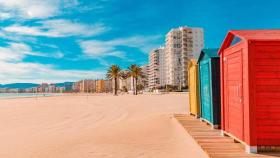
200;63;212;122
224;51;244;140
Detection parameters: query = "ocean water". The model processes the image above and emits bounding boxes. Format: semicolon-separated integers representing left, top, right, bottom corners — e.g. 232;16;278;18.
0;93;62;99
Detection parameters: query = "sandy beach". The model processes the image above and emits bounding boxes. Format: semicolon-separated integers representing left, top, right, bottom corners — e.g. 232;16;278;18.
0;93;207;158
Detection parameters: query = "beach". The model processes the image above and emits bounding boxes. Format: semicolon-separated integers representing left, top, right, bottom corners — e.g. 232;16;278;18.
0;93;207;158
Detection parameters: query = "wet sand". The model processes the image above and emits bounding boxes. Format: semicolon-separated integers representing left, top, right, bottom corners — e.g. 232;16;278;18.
0;93;208;158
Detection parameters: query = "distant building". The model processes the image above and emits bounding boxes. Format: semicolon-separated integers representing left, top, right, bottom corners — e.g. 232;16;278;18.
118;70;131;92
148;47;165;89
37;83;49;93
140;65;149;90
165;26;204;89
24;88;34;93
56;87;65;93
64;82;74;92
48;84;56;93
104;80;112;93
0;88;8;93
96;80;105;93
72;79;113;93
90;80;97;93
83;80;95;93
73;81;83;92
0;82;72;94
31;87;38;93
73;80;95;93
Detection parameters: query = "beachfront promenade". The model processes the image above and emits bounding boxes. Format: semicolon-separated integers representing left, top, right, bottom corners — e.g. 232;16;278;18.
0;93;208;158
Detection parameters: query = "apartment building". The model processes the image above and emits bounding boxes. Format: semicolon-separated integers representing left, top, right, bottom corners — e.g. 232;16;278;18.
37;83;49;93
165;26;204;89
48;83;56;93
96;80;105;93
140;64;149;90
148;47;165;89
158;48;166;87
73;79;96;93
73;79;113;93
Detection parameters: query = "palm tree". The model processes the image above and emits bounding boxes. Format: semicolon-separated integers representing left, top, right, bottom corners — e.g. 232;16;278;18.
106;65;121;95
134;66;143;95
128;64;136;95
128;64;143;95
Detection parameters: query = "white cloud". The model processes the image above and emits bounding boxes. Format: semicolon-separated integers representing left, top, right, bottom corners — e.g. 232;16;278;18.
0;42;64;62
0;0;79;19
0;0;110;83
0;31;37;43
3;19;108;37
62;0;79;8
0;61;105;83
0;44;24;62
0;12;12;20
79;35;162;58
79;40;125;58
109;35;162;52
0;42;105;83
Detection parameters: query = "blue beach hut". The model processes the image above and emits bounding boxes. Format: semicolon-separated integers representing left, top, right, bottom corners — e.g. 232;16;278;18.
198;49;221;128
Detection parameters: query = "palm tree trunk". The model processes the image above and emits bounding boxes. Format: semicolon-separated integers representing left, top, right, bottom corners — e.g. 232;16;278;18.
132;77;135;95
135;77;138;95
114;77;117;95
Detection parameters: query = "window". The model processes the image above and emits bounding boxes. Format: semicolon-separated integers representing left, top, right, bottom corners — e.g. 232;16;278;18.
173;44;181;48
230;36;242;47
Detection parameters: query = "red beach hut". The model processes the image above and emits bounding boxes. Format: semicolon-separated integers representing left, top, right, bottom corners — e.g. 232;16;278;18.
219;30;280;153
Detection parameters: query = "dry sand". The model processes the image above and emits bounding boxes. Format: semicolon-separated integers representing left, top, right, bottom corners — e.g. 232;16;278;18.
0;93;208;158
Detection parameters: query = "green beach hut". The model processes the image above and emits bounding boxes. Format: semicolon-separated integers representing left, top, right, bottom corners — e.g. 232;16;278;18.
198;49;221;128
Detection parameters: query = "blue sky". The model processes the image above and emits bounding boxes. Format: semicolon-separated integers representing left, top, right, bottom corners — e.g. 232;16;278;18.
0;0;279;83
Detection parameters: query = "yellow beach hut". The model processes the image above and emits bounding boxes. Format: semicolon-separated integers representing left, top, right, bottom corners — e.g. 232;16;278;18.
188;59;200;117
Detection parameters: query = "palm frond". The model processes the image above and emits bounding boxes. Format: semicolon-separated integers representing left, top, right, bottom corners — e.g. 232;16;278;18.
106;65;121;79
127;64;143;79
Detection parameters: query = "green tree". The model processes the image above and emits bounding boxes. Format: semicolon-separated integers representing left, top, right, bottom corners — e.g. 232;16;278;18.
106;65;121;95
128;64;143;95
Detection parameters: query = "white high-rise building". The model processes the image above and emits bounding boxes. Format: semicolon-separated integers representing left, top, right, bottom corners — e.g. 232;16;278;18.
165;26;204;89
148;47;165;89
158;47;166;86
140;65;149;89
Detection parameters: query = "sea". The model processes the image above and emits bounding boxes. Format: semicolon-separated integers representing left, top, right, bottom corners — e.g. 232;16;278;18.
0;93;62;99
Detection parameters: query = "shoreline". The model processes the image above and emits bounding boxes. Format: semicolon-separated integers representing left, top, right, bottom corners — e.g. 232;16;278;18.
0;93;63;100
0;91;188;100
